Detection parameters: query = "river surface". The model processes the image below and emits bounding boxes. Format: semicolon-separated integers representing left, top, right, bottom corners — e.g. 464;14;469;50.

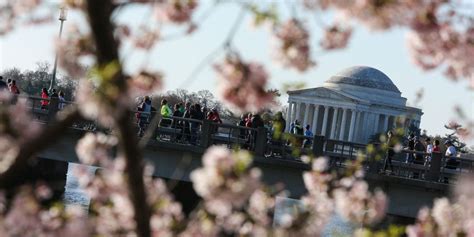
63;163;353;236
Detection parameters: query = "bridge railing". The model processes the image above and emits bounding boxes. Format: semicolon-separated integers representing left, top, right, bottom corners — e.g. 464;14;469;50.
22;95;473;183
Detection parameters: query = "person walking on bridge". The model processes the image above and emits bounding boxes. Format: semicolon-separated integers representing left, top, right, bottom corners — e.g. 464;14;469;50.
40;88;49;110
383;130;396;173
159;99;172;127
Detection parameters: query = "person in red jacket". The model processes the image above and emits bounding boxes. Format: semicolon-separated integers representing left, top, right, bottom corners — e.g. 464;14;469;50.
41;88;49;110
207;108;222;124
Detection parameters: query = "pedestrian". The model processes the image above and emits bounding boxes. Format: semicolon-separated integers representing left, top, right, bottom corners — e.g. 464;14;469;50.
292;120;303;135
207;108;222;124
405;133;415;163
58;91;66;110
207;108;222;134
189;103;204;145
383;130;395;173
303;124;313;148
432;139;441;153
178;102;185;114
172;103;184;141
41;88;49;110
272;112;286;139
50;89;59;98
0;76;8;90
245;113;253;128
411;136;425;179
182;102;192;143
159;99;172;127
444;140;458;183
444;140;458;169
137;96;152;136
414;136;425;164
9;80;20;95
424;138;433;165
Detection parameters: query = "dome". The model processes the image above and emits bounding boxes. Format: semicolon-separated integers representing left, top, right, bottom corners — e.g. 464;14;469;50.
325;66;400;93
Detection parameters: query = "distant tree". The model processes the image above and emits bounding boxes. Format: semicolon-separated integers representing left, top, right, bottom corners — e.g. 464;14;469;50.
1;62;77;100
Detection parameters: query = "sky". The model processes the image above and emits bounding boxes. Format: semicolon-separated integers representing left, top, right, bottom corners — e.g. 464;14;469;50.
0;1;473;145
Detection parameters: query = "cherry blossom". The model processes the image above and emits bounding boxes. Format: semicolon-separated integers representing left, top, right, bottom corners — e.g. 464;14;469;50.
0;186;90;237
333;181;387;226
132;26;160;50
56;24;94;78
156;0;198;24
76;132;118;167
127;70;164;98
213;55;275;113
320;23;353;50
190;146;261;217
273;19;315;72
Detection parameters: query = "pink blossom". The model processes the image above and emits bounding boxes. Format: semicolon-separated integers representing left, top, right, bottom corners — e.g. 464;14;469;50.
56;24;93;78
156;0;198;24
76;132;117;167
214;56;275;113
320;23;353;50
333;181;387;226
273;19;315;72
132;26;160;50
127;70;164;98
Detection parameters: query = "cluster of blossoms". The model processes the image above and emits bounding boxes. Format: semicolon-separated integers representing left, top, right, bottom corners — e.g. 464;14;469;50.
156;0;198;24
0;186;89;237
0;92;41;172
187;146;272;236
407;174;474;236
320;23;353;50
56;24;94;79
132;26;161;50
407;25;474;81
0;0;52;35
302;0;474;82
213;55;275;113
127;70;164;98
75;132;184;236
273;19;315;72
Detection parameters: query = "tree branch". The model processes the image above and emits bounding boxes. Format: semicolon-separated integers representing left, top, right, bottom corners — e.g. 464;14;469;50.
0;107;81;190
86;1;151;236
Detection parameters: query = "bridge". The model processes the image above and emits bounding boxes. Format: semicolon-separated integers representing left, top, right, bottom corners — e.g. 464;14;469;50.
21;96;474;218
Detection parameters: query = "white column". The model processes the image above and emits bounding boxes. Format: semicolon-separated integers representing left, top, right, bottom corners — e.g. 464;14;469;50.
321;106;329;136
312;105;320;134
295;102;301;122
353;111;361;142
339;108;348;141
348;109;357;142
383;114;389;132
373;113;380;134
286;102;292;132
330;107;339;139
303;103;310;127
290;102;296;123
362;112;371;141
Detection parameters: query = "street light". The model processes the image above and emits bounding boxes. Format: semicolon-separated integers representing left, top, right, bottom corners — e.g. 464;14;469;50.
49;6;68;92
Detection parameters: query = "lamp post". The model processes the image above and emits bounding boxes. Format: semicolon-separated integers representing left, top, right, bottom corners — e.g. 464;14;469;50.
49;6;67;92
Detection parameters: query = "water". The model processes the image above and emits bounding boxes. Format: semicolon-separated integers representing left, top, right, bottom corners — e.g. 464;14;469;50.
64;163;97;209
274;196;354;236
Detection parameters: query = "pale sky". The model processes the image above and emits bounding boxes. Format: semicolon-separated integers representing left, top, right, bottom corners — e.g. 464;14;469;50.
0;1;473;144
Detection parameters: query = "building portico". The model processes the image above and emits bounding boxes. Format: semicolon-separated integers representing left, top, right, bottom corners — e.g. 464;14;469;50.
286;66;423;144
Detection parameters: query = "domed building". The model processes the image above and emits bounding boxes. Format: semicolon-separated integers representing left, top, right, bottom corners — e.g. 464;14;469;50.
286;66;423;144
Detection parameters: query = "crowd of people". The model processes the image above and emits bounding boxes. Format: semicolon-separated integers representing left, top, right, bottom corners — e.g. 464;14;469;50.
383;131;459;181
0;76;67;109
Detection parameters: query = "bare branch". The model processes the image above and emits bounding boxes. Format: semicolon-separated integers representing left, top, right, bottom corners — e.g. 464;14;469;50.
86;0;151;236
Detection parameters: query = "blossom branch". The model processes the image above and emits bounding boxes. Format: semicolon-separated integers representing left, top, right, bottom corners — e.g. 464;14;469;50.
85;0;151;236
